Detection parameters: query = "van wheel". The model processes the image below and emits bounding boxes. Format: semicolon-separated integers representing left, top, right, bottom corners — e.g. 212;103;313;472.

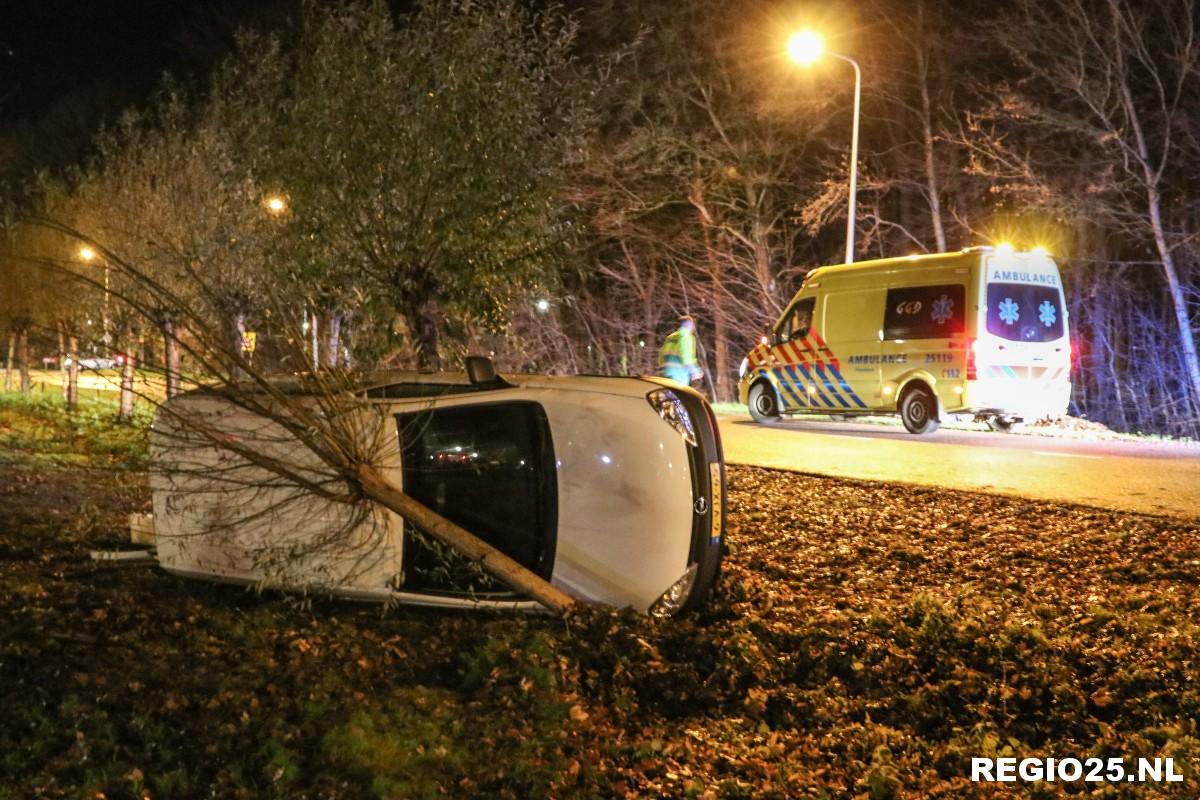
748;381;781;423
900;384;939;434
988;415;1016;432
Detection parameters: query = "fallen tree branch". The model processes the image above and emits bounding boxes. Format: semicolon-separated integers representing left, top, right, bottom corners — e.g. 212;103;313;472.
355;463;576;616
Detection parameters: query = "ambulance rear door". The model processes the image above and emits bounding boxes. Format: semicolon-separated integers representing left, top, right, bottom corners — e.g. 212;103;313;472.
973;252;1071;418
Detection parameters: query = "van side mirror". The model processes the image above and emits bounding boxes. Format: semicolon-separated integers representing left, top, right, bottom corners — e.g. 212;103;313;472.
465;356;509;388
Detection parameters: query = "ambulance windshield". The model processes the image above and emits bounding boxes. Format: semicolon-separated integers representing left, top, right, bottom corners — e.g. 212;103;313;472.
984;283;1064;343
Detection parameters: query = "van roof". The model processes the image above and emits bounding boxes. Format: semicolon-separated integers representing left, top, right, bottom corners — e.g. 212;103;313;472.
804;248;982;283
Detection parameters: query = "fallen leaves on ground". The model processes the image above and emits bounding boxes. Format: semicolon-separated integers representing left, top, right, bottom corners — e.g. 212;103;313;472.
1;410;1198;798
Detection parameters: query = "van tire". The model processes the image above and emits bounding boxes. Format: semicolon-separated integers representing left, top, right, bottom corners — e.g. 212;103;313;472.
899;384;939;434
988;415;1017;432
748;381;781;424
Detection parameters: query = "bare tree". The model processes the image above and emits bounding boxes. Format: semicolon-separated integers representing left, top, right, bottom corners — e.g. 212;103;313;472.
571;0;825;399
968;0;1200;416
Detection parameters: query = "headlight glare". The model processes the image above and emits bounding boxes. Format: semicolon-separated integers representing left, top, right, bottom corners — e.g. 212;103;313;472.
647;388;697;446
648;563;698;617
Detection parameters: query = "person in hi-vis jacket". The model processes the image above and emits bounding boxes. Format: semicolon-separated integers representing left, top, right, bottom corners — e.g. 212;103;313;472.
657;316;702;386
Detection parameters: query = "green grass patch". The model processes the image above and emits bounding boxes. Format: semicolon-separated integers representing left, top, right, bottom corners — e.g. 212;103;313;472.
0;390;151;467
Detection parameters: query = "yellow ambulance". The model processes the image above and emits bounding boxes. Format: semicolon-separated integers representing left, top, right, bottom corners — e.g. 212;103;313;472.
737;246;1072;434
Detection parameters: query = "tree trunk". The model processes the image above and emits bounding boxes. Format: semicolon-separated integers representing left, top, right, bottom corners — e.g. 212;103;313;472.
17;328;30;394
355;463;574;614
3;330;13;392
1095;19;1200;418
1141;183;1200;412
119;328;142;420
915;22;947;252
1120;75;1200;410
713;314;729;402
689;182;732;401
67;330;79;412
704;235;730;402
404;297;441;370
324;311;343;369
228;312;248;381
309;309;320;371
161;315;181;399
58;322;68;406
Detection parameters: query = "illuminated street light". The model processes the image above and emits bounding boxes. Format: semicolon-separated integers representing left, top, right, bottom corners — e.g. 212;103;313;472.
786;30;824;65
78;245;96;262
787;29;862;264
535;298;550;313
265;195;287;215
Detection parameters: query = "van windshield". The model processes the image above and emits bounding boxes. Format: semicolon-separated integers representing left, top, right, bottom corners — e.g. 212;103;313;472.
397;402;556;593
985;283;1065;343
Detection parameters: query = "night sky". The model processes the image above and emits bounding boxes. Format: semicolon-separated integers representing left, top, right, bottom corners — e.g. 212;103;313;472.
0;0;297;178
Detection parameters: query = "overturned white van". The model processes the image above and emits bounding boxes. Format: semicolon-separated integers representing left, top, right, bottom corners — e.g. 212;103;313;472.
146;363;725;616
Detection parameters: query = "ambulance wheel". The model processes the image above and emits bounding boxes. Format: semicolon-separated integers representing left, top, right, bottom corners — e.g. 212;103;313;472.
900;384;939;434
988;415;1016;432
748;381;781;423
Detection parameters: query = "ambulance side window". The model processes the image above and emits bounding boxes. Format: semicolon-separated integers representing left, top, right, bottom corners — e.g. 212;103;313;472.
883;284;966;340
777;297;815;343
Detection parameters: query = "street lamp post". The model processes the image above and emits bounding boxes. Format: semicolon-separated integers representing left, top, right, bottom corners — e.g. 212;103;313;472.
263;194;315;369
787;31;862;264
79;246;111;347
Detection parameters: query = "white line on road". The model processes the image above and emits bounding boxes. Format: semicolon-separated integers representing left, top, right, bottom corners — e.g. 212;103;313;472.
1031;450;1104;460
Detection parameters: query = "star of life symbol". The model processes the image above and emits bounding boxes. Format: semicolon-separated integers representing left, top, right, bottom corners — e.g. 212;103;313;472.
931;293;954;325
998;297;1020;325
1038;300;1057;327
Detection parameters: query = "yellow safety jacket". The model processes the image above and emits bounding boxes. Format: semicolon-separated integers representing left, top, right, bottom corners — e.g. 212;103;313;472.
658;329;697;366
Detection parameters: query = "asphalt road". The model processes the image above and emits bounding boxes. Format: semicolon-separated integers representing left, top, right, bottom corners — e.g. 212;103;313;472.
718;414;1200;519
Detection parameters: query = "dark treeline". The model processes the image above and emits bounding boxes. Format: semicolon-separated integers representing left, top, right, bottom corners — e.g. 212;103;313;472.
1;0;1198;436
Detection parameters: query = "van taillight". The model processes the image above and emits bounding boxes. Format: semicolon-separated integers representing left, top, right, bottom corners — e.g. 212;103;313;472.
966;338;978;380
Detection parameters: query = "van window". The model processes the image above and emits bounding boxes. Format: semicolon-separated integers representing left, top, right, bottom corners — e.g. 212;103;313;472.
883;284;966;340
823;288;886;342
776;297;815;343
396;402;556;593
985;283;1065;342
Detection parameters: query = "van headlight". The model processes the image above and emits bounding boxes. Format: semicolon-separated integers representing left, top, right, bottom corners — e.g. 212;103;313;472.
647;388;697;447
738;357;749;379
648;563;698;617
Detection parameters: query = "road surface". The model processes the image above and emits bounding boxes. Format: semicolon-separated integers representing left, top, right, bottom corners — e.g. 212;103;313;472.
718;414;1200;519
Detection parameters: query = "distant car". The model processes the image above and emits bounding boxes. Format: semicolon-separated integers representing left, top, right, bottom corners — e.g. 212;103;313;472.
146;359;725;616
63;355;123;369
